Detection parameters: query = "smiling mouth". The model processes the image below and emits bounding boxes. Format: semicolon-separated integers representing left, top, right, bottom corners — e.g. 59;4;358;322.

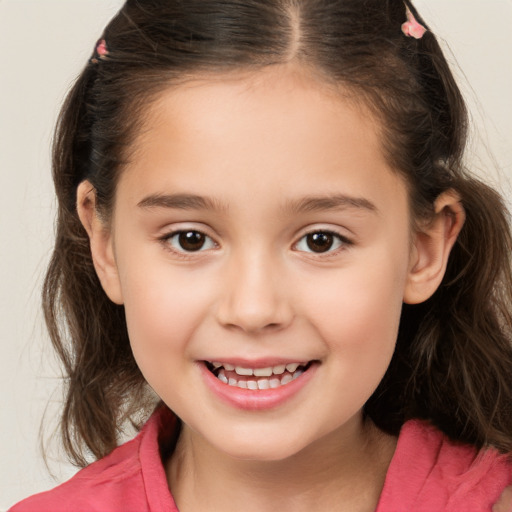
205;361;314;390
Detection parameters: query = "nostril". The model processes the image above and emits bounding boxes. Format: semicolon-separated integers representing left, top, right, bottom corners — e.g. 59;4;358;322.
214;263;294;333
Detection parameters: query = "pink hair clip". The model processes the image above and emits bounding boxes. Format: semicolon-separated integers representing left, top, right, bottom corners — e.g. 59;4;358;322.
91;39;109;64
401;6;427;39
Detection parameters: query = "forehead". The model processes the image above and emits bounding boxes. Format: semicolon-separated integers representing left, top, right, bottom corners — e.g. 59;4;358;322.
119;65;408;217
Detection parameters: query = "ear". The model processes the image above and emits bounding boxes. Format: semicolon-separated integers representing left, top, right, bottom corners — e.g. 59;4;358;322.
404;190;465;305
76;181;124;305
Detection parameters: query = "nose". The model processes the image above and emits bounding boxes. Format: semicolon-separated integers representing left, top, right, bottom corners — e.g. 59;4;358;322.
215;251;294;334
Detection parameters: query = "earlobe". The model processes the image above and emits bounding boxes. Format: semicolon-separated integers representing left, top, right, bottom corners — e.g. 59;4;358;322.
404;190;465;305
76;181;124;305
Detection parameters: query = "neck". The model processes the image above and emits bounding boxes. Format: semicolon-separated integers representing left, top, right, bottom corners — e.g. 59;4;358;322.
166;416;397;512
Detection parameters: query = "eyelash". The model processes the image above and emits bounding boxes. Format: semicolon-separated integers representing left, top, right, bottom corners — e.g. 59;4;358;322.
294;230;353;255
160;229;217;256
159;228;352;257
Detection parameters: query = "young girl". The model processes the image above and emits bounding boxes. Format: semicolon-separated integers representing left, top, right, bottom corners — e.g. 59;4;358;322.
10;1;512;511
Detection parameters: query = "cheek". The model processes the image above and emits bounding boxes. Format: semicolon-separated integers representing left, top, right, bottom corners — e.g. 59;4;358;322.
297;244;409;357
118;258;215;371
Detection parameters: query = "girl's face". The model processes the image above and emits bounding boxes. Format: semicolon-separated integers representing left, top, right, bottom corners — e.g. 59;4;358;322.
103;67;416;460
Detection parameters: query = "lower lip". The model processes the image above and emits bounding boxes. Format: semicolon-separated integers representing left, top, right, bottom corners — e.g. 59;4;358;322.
199;362;317;411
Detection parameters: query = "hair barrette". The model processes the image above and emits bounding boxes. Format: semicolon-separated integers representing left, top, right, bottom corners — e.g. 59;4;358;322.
91;39;109;64
401;5;427;39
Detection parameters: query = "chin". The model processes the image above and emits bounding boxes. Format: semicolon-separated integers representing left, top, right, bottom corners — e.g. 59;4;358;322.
208;426;314;462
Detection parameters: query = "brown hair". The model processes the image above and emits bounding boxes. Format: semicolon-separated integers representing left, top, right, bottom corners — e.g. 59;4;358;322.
44;0;512;467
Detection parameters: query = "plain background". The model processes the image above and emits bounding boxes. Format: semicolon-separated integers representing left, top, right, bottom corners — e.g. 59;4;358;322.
1;0;511;509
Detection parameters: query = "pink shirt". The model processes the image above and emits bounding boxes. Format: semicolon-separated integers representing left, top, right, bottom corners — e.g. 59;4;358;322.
10;407;512;511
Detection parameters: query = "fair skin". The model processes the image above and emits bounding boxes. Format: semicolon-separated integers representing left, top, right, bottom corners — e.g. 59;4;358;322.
77;65;465;512
494;488;512;512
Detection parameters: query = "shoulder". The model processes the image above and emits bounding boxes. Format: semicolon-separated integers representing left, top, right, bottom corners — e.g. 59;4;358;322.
377;419;512;512
9;436;146;512
9;407;178;512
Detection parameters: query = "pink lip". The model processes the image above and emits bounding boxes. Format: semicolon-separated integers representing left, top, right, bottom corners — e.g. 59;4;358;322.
206;357;309;368
198;360;317;411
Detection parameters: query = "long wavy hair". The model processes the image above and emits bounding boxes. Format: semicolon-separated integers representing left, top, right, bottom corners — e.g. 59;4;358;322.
43;0;512;466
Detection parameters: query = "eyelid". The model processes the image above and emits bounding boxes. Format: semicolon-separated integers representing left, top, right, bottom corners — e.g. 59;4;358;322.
157;221;217;240
293;227;354;255
158;224;219;256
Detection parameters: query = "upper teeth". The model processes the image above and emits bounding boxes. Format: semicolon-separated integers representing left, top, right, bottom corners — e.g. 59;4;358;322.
211;362;303;376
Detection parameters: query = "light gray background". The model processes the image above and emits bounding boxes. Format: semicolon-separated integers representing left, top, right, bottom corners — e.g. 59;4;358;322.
1;1;511;509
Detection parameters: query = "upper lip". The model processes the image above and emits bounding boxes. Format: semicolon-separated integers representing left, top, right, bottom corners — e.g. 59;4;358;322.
202;358;312;369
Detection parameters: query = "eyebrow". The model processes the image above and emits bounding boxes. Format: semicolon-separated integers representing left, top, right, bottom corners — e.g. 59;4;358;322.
137;192;378;215
284;194;378;215
137;193;228;212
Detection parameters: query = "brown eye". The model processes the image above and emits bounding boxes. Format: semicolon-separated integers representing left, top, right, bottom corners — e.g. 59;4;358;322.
179;231;206;251
165;230;216;253
295;231;348;254
306;232;334;253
